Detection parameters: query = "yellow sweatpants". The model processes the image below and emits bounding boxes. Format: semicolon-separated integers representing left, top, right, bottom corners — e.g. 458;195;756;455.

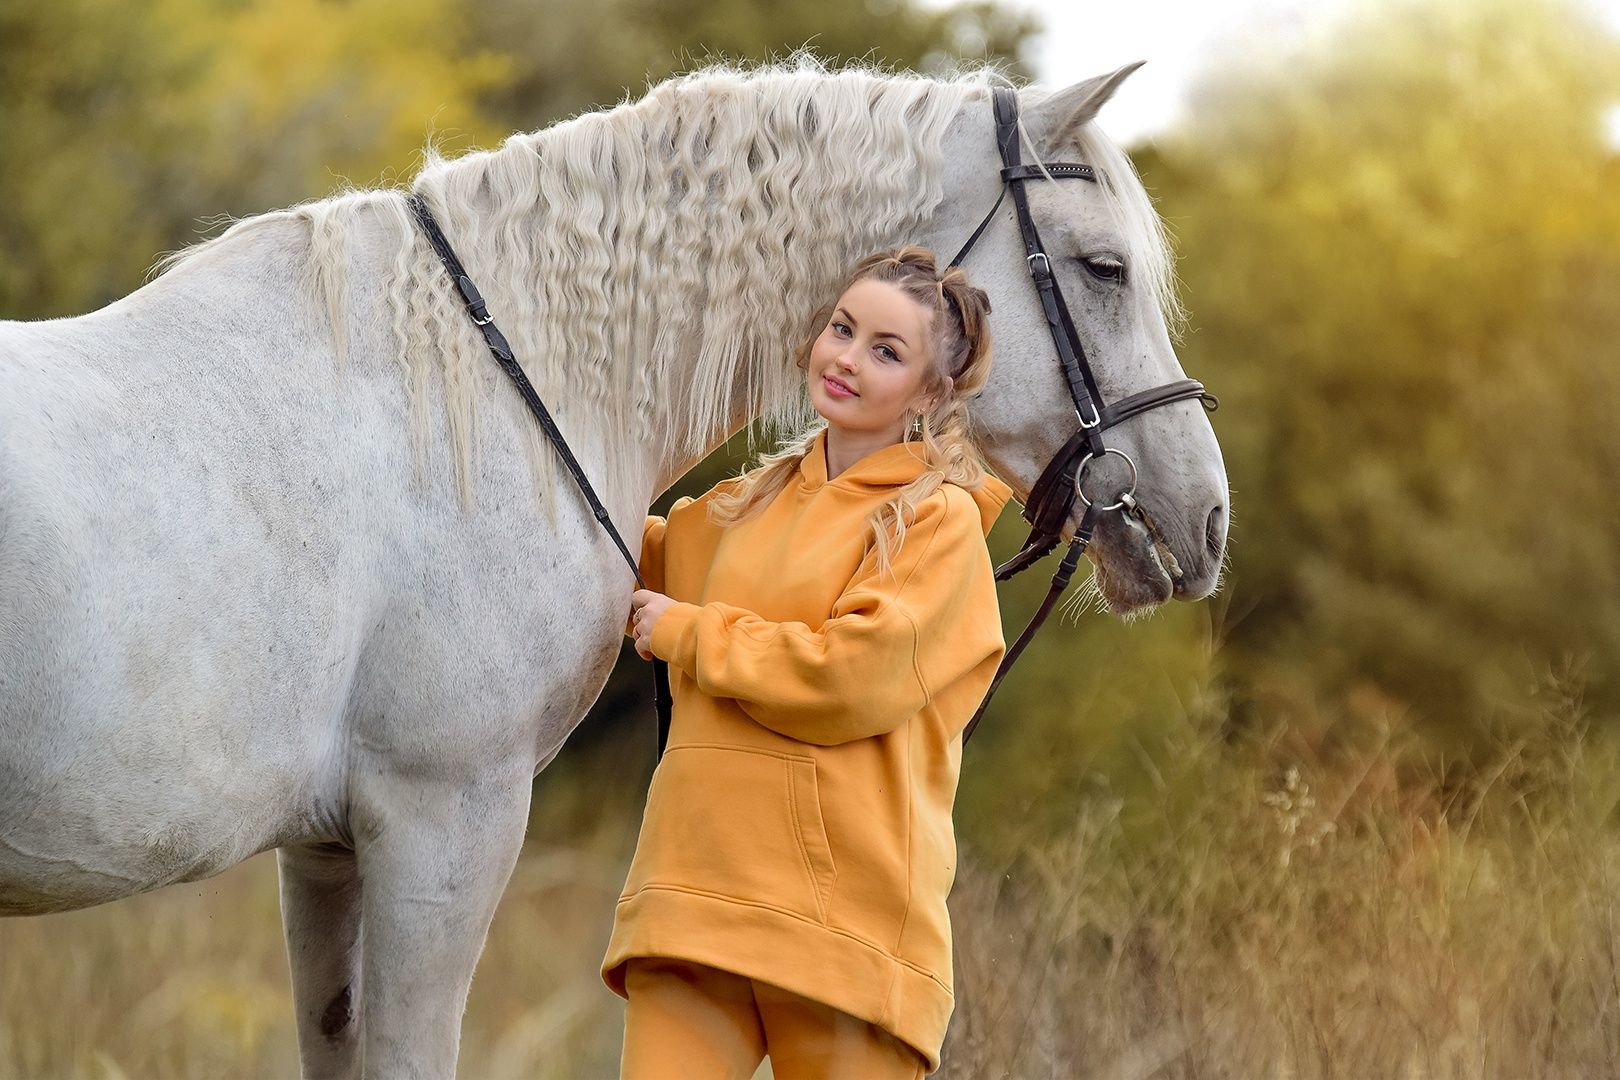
619;957;929;1079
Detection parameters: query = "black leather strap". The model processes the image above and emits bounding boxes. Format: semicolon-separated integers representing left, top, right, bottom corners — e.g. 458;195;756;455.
949;87;1220;746
992;89;1109;459
1097;379;1219;430
963;501;1102;743
405;193;674;756
1001;162;1096;181
946;184;1008;270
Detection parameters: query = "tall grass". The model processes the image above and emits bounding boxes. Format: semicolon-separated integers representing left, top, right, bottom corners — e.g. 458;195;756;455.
4;677;1617;1078
943;668;1620;1078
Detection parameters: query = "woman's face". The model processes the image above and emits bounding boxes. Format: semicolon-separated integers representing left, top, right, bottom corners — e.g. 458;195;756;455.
806;278;937;442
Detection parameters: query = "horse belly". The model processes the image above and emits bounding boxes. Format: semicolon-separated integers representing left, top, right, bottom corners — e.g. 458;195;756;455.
0;325;355;914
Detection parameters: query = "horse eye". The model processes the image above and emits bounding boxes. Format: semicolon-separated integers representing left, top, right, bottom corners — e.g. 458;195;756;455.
1079;254;1126;283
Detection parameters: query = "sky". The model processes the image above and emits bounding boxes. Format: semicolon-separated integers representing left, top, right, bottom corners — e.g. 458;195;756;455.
966;0;1620;149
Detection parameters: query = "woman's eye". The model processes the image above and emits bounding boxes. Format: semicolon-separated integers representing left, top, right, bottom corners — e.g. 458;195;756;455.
1079;254;1126;283
877;345;897;361
832;321;851;336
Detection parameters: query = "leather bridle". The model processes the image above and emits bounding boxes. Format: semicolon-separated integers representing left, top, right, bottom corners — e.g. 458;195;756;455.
948;85;1217;743
405;83;1217;758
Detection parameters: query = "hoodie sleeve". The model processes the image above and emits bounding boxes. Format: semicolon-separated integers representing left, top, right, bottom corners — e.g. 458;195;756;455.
647;488;1004;745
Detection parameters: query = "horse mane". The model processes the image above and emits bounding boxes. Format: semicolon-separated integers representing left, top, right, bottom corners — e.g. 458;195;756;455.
149;52;1184;518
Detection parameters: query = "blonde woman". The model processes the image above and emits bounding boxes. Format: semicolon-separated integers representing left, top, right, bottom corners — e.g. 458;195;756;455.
603;245;1011;1078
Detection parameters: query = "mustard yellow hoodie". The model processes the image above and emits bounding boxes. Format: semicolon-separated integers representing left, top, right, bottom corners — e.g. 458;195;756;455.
601;428;1013;1072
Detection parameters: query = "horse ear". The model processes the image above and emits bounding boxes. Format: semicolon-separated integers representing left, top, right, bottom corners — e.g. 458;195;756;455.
1027;60;1147;153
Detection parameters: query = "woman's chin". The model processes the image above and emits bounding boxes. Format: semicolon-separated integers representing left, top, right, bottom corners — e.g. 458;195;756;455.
811;392;853;421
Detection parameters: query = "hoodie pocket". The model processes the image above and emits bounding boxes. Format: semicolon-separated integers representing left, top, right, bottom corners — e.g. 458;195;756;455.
785;754;838;921
626;744;838;924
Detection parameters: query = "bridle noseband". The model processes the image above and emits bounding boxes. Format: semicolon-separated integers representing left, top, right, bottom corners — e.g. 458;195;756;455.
406;83;1217;757
945;86;1217;743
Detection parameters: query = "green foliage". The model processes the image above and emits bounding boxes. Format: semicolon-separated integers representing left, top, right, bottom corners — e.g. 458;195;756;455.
0;0;1031;320
0;0;509;318
1146;0;1620;752
466;0;1036;131
958;0;1620;848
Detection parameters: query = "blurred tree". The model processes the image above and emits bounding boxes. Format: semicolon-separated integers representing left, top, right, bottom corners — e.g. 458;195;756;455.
0;0;508;319
466;0;1036;131
1143;0;1620;753
0;0;1034;319
956;0;1620;857
0;0;192;317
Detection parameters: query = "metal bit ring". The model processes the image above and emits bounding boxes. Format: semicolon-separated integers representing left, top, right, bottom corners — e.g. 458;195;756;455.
1074;447;1139;512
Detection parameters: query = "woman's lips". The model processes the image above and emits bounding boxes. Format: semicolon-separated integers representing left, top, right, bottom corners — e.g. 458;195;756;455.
824;375;858;398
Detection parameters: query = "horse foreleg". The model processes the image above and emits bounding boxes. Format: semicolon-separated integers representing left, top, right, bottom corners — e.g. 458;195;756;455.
278;841;364;1080
354;775;532;1079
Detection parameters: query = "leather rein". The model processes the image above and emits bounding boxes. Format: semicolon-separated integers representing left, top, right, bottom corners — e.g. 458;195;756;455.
405;83;1216;757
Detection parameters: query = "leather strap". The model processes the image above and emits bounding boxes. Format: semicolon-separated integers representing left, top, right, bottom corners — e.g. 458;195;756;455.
1097;379;1218;430
1002;162;1096;181
405;193;675;756
950;87;1218;745
993;89;1109;458
961;502;1101;745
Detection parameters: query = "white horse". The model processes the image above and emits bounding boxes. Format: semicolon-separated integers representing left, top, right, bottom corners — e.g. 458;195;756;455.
0;56;1226;1076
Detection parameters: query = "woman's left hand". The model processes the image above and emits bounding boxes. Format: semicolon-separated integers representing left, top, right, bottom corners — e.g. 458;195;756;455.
630;588;676;661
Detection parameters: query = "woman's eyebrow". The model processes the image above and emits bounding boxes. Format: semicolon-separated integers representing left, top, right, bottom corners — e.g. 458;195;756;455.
835;307;908;347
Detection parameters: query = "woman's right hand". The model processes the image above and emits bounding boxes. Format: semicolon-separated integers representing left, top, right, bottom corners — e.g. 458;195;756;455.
630;588;675;661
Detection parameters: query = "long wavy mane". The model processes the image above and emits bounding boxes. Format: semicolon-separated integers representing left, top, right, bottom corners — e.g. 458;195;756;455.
151;52;1183;519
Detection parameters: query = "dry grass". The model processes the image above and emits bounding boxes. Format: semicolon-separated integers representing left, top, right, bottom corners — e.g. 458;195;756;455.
5;692;1619;1079
941;688;1620;1079
0;743;650;1080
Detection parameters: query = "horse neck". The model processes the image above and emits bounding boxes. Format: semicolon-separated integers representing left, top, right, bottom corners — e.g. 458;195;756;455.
411;85;960;499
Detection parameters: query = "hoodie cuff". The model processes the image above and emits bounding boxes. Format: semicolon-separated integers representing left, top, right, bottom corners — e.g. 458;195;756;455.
649;600;703;672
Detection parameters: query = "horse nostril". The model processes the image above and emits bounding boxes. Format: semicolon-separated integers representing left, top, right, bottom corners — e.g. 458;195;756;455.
1205;503;1225;555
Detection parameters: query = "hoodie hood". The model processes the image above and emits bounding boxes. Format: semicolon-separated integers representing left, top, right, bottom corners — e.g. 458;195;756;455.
965;471;1015;535
797;428;1014;536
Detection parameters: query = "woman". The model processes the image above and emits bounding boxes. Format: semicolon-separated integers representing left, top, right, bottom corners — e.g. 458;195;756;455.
603;245;1012;1079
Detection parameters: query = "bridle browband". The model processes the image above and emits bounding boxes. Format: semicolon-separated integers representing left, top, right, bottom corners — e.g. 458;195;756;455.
405;83;1216;758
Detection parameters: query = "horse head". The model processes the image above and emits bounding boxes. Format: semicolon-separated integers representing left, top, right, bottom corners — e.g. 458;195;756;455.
926;64;1230;615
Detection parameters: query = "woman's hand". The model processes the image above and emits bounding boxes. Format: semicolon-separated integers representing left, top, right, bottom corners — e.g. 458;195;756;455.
630;588;676;661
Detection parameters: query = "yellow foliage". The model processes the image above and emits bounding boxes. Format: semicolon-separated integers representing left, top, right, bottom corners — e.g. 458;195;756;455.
162;0;514;189
0;0;515;315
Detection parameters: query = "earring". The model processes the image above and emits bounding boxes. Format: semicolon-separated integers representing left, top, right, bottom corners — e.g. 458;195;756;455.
910;413;923;437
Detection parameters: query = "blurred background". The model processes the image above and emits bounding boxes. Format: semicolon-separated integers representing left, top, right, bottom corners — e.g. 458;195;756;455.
4;0;1619;1075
